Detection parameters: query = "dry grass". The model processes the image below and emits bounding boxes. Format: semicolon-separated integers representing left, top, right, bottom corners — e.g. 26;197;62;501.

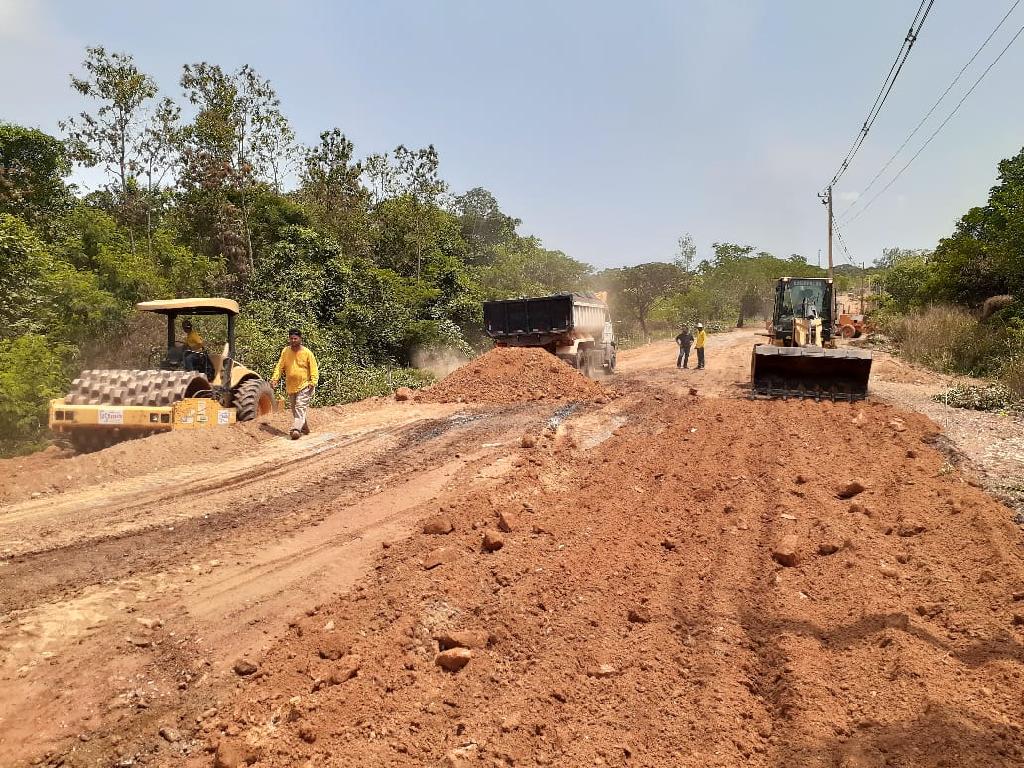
888;305;1006;376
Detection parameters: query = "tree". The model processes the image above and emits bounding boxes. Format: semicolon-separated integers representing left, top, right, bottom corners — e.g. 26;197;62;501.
178;62;295;277
0;122;72;226
61;46;159;250
451;187;520;265
675;232;696;272
297;129;368;254
598;262;686;340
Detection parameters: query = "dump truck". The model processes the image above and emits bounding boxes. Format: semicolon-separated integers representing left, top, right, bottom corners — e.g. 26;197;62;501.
483;292;616;376
50;298;275;452
750;277;872;400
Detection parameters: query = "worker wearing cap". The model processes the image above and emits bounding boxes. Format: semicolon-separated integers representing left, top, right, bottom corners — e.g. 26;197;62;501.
694;323;707;369
271;328;319;440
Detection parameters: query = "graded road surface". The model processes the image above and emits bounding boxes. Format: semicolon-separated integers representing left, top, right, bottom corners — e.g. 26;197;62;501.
2;330;1023;767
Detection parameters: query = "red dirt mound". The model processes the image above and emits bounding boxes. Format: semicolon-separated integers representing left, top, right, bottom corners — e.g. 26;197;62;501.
419;346;608;404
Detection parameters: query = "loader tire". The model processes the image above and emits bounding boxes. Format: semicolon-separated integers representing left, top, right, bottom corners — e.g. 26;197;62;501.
232;378;274;422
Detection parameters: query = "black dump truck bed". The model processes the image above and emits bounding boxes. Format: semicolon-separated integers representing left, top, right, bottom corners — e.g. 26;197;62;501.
483;294;576;338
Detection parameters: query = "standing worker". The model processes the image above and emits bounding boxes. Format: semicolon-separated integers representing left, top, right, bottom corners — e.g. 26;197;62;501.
674;325;694;369
271;328;319;440
694;323;707;370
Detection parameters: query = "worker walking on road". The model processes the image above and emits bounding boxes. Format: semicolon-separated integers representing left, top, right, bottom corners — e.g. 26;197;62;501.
694;323;707;369
271;329;319;440
675;326;694;369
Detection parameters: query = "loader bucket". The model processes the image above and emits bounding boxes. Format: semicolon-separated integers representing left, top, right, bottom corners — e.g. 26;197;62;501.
751;344;872;401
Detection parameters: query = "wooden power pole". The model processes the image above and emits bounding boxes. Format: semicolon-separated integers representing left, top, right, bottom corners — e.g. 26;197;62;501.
826;185;834;280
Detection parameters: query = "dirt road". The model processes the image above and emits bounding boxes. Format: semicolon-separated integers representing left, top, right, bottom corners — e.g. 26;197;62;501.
2;331;1023;767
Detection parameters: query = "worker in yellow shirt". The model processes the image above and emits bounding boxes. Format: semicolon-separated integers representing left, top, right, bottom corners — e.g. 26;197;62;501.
271;328;319;440
181;319;205;371
694;323;707;370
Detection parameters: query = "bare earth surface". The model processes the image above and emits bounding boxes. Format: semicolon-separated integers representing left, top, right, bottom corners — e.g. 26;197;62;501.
1;330;1023;768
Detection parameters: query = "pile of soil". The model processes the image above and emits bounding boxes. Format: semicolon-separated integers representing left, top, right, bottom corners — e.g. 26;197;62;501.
186;397;1024;768
419;346;609;404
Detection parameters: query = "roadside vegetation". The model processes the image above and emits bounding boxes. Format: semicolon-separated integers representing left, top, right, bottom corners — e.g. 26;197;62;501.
868;146;1024;405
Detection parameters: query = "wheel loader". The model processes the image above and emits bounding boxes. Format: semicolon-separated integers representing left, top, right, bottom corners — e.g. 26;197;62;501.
750;277;872;401
49;298;274;452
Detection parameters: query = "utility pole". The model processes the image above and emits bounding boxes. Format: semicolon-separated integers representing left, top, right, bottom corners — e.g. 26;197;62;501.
818;185;836;320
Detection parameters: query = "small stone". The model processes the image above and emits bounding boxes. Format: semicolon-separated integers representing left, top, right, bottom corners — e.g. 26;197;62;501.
520;433;538;448
660;538;677;551
127;636;152;648
1012;591;1024;601
298;725;317;743
158;726;181;743
896;520;926;537
837;480;866;499
233;659;258;676
817;541;841;556
436;630;489;650
794;474;808;485
878;565;900;579
772;535;800;567
137;617;161;630
497;510;519;532
395;387;414;401
318;637;349;661
586;663;618;678
328;654;361;685
501;712;522;732
848;502;868;516
550;689;567;703
482;529;505;552
688;387;698;396
422;546;460;570
1013;614;1024;627
977;569;997;584
888;419;907;433
627;606;652;624
213;742;259;768
916;602;943;618
435;647;472;672
422;515;455;535
905;449;917;458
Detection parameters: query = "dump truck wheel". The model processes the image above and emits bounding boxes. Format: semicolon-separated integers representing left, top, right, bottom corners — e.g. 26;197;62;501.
233;378;274;422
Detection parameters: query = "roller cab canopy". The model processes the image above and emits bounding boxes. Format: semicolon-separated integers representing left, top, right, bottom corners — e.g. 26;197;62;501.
136;298;240;316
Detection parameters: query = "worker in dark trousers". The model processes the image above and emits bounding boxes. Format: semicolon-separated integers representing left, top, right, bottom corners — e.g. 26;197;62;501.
675;326;694;368
695;323;707;369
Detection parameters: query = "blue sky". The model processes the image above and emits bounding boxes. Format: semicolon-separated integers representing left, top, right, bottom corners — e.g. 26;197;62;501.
2;0;1023;269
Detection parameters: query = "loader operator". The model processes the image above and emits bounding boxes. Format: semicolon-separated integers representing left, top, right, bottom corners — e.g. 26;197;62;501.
675;326;694;369
694;323;707;369
271;328;319;440
181;319;205;372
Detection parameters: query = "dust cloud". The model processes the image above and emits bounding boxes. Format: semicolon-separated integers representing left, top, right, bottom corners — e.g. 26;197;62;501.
411;345;471;379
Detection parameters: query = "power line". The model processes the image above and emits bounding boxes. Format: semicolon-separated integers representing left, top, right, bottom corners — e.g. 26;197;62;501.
833;222;855;264
824;0;936;190
847;16;1024;223
840;0;1022;219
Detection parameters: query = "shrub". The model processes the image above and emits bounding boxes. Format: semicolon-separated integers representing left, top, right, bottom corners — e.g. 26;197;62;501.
888;305;1007;376
933;382;1020;412
0;334;73;455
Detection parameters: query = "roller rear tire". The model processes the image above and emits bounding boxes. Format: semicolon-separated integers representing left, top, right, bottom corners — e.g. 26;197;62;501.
233;378;274;422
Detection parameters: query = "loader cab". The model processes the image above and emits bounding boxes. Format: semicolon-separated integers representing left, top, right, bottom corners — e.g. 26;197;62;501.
772;277;834;345
136;298;239;387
